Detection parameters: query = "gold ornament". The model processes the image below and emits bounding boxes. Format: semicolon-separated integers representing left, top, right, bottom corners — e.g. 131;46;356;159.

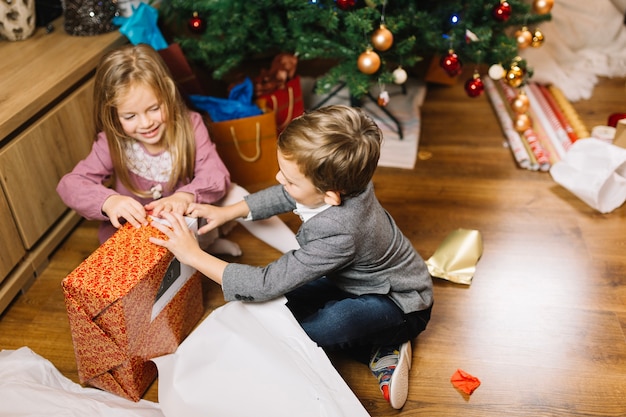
531;29;545;47
506;65;525;88
357;48;381;74
515;27;533;49
371;24;394;52
512;91;530;114
514;114;532;132
533;0;554;15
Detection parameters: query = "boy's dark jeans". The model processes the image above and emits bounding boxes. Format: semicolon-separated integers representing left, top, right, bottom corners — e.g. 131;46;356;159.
286;277;432;364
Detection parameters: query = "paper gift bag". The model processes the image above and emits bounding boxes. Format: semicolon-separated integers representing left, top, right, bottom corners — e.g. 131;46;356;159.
208;109;279;186
62;219;204;402
257;76;304;132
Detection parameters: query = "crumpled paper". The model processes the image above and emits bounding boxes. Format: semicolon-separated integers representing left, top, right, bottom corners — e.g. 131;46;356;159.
550;138;626;213
450;368;481;395
153;297;370;417
112;2;168;50
426;229;483;285
0;347;164;417
189;77;263;122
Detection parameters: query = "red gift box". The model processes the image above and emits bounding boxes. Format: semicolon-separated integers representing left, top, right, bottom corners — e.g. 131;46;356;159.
257;76;304;132
62;219;204;401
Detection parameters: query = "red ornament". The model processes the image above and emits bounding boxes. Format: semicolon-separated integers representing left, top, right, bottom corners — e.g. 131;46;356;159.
492;1;512;22
464;73;484;98
188;12;206;34
440;50;462;77
336;0;356;10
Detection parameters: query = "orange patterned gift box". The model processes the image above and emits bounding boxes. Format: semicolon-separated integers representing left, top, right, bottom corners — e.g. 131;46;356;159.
62;220;204;402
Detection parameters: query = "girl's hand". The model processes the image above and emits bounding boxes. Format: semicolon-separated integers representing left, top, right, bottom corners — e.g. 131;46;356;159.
145;191;194;217
102;195;148;229
149;211;204;268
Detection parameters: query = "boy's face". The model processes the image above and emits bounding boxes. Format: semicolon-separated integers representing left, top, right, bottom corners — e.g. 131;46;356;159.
276;151;328;209
116;83;166;153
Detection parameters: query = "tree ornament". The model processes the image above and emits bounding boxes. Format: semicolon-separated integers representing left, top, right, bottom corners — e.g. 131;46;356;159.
531;29;545;47
377;90;390;107
506;65;525;88
492;1;512;22
488;63;505;80
512;91;530;114
392;66;408;84
336;0;356;11
440;50;462;77
188;12;206;34
515;26;533;49
464;72;484;98
371;24;394;51
357;48;381;74
533;0;554;15
514;113;532;132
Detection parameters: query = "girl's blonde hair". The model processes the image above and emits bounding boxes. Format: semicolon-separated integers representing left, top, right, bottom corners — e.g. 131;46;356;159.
278;105;382;198
93;43;196;198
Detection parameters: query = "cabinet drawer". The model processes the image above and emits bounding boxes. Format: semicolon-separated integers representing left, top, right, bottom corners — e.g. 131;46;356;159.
0;79;95;249
0;189;25;281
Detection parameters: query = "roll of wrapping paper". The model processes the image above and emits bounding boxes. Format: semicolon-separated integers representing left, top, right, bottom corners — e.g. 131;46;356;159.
527;103;561;164
498;80;550;171
528;83;573;153
484;77;532;169
537;83;578;143
524;85;567;160
547;85;591;139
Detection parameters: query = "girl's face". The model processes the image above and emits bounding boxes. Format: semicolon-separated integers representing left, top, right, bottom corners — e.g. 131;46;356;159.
276;150;328;208
116;83;166;153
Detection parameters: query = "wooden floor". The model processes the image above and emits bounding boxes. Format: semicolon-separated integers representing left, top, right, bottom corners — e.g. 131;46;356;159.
1;74;625;416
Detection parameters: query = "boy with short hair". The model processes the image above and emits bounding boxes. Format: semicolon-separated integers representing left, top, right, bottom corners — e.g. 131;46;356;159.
151;104;434;409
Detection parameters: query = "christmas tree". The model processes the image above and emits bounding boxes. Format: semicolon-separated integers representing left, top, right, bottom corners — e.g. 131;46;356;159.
159;0;552;99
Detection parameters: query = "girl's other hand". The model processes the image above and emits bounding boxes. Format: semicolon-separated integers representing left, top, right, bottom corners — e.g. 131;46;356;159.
102;195;148;229
145;191;194;218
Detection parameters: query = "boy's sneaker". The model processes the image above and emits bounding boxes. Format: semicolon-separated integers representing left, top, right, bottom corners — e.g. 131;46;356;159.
369;341;412;409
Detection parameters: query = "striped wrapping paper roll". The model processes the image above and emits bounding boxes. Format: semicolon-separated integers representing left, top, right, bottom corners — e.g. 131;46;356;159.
484;77;532;169
527;83;574;153
524;85;568;160
497;81;551;170
527;104;561;165
537;84;578;143
547;85;591;139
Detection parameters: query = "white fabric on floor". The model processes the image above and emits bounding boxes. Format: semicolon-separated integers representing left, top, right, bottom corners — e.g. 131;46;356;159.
301;76;426;169
520;0;626;101
0;347;164;417
153;297;370;417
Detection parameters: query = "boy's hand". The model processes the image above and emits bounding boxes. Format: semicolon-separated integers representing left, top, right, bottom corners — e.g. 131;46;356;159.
149;211;204;268
186;200;251;235
145;191;194;218
102;194;148;229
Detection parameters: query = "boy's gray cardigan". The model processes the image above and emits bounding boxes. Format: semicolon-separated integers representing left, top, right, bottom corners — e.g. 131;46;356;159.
221;182;433;314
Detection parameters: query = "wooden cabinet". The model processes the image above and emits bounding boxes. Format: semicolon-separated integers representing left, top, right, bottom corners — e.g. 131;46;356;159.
0;19;126;314
0;80;95;249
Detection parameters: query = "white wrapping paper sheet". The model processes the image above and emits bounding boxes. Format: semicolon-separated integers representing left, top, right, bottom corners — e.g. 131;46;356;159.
0;347;164;417
550;138;626;213
153;297;370;417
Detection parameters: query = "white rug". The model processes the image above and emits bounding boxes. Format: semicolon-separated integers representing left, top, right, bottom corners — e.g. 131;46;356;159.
300;76;426;169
